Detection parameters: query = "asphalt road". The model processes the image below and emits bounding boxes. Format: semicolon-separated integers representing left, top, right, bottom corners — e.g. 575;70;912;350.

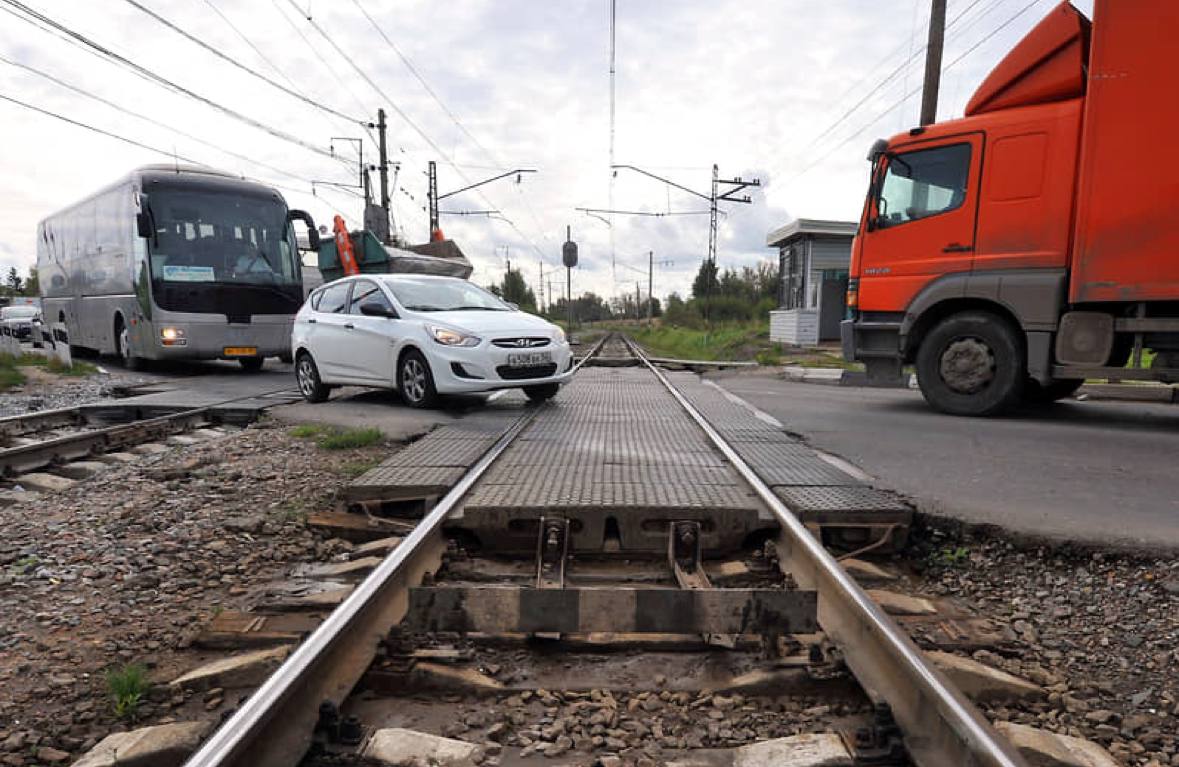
711;371;1179;550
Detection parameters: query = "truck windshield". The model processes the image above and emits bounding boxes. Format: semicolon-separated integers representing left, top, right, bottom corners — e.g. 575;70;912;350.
876;143;971;227
146;189;297;286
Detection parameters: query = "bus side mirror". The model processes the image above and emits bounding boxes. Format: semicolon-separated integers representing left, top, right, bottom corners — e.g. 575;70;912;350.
288;210;319;251
136;212;152;239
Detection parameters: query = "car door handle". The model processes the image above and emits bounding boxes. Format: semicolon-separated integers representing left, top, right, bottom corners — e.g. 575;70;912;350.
943;243;973;253
344;323;355;329
306;318;316;324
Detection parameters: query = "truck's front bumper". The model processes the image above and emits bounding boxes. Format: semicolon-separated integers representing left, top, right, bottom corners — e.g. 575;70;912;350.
842;317;906;383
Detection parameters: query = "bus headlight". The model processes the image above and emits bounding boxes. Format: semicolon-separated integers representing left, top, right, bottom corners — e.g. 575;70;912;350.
160;327;187;346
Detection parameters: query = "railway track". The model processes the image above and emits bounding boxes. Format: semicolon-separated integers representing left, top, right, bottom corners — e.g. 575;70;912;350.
0;387;297;482
181;334;1026;767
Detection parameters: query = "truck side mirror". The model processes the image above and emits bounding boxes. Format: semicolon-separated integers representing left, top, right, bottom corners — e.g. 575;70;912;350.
288;210;320;251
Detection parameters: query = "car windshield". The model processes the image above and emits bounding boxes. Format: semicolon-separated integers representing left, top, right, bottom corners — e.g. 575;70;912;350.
384;277;510;312
1;307;38;319
146;188;298;286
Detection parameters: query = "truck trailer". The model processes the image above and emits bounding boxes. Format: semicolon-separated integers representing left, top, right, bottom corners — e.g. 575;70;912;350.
842;0;1179;415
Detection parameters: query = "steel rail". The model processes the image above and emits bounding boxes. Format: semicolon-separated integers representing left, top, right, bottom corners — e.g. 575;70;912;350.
0;387;298;477
185;343;596;767
623;335;1026;767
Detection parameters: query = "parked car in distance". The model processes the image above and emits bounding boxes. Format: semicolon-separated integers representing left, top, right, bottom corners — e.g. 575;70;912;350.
0;305;42;345
292;274;573;408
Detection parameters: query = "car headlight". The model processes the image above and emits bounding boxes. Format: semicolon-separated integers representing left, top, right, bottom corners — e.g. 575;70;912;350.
429;325;480;347
552;326;566;344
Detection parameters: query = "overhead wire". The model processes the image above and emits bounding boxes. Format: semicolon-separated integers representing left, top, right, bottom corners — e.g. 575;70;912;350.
0;0;344;165
0;53;327;187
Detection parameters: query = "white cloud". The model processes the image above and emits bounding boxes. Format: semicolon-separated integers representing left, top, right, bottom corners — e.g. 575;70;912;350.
0;0;1060;301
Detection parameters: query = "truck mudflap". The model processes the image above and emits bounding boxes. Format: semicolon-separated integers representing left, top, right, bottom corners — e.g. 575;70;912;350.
843;317;906;384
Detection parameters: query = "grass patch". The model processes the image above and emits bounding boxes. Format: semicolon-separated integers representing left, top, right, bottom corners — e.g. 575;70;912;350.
288;423;328;439
0;364;23;392
45;358;99;376
289;423;384;450
106;663;149;721
621;322;862;371
317;427;383;450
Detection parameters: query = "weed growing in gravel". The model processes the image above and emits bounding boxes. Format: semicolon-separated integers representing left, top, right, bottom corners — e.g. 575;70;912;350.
106;663;149;721
288;423;327;439
45;358;99;376
933;546;971;568
316;427;383;450
0;356;25;391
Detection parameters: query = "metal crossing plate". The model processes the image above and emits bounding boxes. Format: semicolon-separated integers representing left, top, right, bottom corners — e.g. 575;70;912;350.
773;485;911;514
463;480;757;511
346;465;467;501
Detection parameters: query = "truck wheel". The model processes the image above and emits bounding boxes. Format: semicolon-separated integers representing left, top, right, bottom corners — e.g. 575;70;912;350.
1023;378;1083;403
916;311;1024;416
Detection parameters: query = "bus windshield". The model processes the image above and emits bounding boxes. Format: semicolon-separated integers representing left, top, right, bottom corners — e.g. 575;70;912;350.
146;189;297;286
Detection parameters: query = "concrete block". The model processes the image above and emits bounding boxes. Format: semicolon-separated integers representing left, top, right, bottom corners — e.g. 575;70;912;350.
994;722;1120;767
94;451;138;464
52;461;109;480
130;443;170;455
73;721;210;767
362;727;485;766
304;556;383;579
928;651;1045;703
840;558;897;582
866;589;937;616
171;646;289;691
13;472;75;493
734;733;853;766
353;536;404;557
409;662;503;692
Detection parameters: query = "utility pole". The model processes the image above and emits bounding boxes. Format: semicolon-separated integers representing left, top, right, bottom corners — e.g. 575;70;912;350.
647;250;654;326
708;164;719;265
427;160;440;239
635;282;641;319
919;0;947;126
538;260;545;313
377;109;391;241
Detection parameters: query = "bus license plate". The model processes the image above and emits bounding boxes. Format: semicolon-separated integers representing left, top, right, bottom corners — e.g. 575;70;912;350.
507;351;551;367
223;346;258;357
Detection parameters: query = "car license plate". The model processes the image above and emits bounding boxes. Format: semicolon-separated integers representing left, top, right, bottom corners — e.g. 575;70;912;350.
223;346;258;357
507;351;551;367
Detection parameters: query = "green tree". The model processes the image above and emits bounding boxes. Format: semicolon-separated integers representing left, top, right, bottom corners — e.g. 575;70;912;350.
6;267;22;294
691;260;720;301
23;267;38;297
495;267;537;313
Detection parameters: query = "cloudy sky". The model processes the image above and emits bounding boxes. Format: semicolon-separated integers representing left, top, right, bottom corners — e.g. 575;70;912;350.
0;0;1090;302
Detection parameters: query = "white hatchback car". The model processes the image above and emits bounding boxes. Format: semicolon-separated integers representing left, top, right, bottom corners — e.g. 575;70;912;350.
292;274;574;407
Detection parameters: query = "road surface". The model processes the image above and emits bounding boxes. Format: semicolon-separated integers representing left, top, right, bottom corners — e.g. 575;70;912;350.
712;371;1179;550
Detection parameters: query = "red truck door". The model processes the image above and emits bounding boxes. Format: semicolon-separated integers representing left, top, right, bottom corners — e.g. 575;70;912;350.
859;133;983;312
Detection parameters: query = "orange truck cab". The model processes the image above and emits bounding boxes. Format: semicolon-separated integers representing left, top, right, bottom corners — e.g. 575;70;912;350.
843;0;1179;415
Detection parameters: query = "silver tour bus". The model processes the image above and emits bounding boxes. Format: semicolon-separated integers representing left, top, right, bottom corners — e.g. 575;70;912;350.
37;165;319;370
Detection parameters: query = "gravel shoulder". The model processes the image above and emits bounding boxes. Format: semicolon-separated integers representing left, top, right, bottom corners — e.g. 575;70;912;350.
909;520;1179;766
0;418;392;764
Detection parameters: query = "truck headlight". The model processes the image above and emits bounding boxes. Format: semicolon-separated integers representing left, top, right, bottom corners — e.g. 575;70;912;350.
429;325;480;347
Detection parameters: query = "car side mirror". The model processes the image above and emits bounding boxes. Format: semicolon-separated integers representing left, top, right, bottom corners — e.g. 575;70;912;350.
360;301;397;319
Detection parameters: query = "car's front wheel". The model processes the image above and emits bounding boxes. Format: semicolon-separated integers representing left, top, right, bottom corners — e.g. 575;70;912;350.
295;352;331;403
398;349;438;409
523;383;560;402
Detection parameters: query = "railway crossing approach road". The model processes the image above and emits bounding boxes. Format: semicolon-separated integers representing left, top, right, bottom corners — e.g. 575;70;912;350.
711;370;1179;551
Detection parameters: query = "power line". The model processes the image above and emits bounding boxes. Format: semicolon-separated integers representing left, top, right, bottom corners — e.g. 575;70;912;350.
0;90;205;164
772;0;1049;190
122;0;364;126
204;0;300;90
1;0;343;164
0;54;324;187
